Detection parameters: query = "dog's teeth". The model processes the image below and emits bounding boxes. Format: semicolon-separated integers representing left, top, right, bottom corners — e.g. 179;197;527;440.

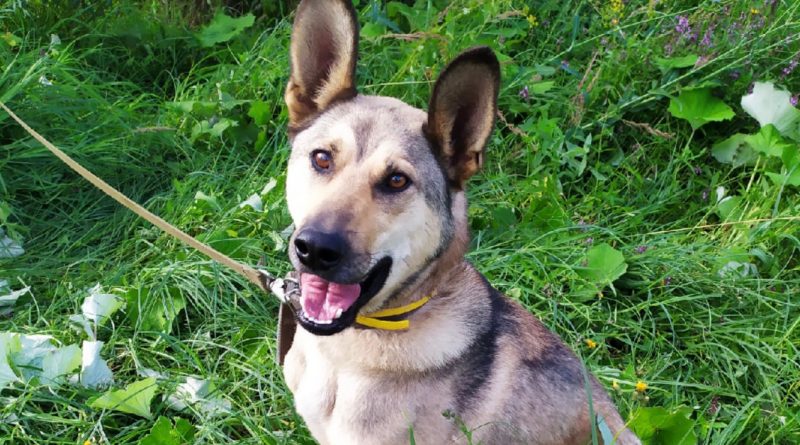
334;308;343;319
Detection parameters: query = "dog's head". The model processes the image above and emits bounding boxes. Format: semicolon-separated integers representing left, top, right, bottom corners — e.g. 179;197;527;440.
284;0;499;335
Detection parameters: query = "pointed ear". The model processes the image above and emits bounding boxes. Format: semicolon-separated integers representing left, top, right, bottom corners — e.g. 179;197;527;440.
285;0;359;130
425;47;500;188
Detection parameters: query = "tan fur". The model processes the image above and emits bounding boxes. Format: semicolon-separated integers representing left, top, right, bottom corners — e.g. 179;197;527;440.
281;1;640;444
285;0;358;129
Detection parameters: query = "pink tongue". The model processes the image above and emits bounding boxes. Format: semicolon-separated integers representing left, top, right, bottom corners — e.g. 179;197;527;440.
300;274;361;324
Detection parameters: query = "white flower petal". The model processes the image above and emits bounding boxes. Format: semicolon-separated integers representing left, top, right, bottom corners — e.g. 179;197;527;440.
741;82;800;138
137;367;167;380
0;333;21;391
238;193;263;211
68;314;95;340
0;229;24;258
0;286;29;307
166;376;230;417
80;340;114;389
41;344;81;387
81;285;123;324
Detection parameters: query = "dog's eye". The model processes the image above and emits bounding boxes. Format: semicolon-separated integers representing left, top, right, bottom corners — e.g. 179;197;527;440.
386;173;410;191
311;150;333;171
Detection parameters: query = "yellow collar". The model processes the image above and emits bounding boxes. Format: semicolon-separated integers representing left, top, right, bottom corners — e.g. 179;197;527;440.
355;294;432;331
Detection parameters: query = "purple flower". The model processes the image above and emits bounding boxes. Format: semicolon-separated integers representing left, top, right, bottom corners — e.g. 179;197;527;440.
519;86;530;101
694;166;702;175
635;245;648;254
781;59;798;78
729;70;741;80
747;82;755;95
585;237;594;245
675;16;691;35
791;94;799;107
560;59;570;69
663;276;672;286
700;28;714;47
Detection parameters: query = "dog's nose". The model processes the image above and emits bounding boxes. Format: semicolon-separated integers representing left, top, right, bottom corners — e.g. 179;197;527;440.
294;229;347;271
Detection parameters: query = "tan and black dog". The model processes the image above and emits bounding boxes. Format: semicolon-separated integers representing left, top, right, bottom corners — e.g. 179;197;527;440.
279;1;640;444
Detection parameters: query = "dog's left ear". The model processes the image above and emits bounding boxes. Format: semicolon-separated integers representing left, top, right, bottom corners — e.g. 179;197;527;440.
285;0;359;131
425;47;500;188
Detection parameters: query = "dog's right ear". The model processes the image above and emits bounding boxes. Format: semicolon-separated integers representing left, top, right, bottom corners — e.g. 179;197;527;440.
285;0;359;131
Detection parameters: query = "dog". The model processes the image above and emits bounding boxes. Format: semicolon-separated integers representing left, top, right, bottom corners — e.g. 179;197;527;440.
279;1;641;444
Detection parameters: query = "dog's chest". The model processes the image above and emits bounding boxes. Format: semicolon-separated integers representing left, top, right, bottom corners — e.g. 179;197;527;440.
284;331;454;445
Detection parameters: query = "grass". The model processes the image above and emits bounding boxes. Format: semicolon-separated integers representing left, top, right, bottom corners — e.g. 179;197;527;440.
1;0;799;444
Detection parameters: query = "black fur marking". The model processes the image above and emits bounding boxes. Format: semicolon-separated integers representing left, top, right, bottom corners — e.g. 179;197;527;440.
521;343;583;391
452;288;514;413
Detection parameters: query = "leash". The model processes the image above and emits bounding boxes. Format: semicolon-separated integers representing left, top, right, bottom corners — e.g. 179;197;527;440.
0;101;300;307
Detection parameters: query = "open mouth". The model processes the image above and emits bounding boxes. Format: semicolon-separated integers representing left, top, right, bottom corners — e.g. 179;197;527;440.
297;257;392;335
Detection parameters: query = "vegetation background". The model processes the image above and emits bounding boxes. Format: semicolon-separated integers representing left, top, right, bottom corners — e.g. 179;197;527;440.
1;0;798;444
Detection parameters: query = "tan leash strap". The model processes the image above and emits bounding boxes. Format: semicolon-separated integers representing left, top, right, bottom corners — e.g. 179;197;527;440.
0;101;279;294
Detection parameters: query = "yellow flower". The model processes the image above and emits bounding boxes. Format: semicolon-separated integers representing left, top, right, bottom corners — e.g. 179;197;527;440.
750;8;760;14
83;441;92;445
635;380;648;393
611;18;619;26
612;379;620;390
527;14;538;27
585;339;598;349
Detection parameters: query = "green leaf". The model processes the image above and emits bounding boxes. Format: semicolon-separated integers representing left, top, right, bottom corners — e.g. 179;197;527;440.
741;81;800;141
668;88;735;130
780;145;800;186
1;32;20;47
125;288;187;333
90;377;158;418
782;144;799;170
196;11;255;47
174;417;196;443
766;167;800;187
655;54;698;71
247;101;271;126
193;191;221;213
360;22;387;38
139;416;194;445
716;195;743;221
166;101;216;116
711;134;757;167
190;118;238;140
630;406;697;445
744;124;792;157
140;416;178;445
529;81;556;94
576;243;628;286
